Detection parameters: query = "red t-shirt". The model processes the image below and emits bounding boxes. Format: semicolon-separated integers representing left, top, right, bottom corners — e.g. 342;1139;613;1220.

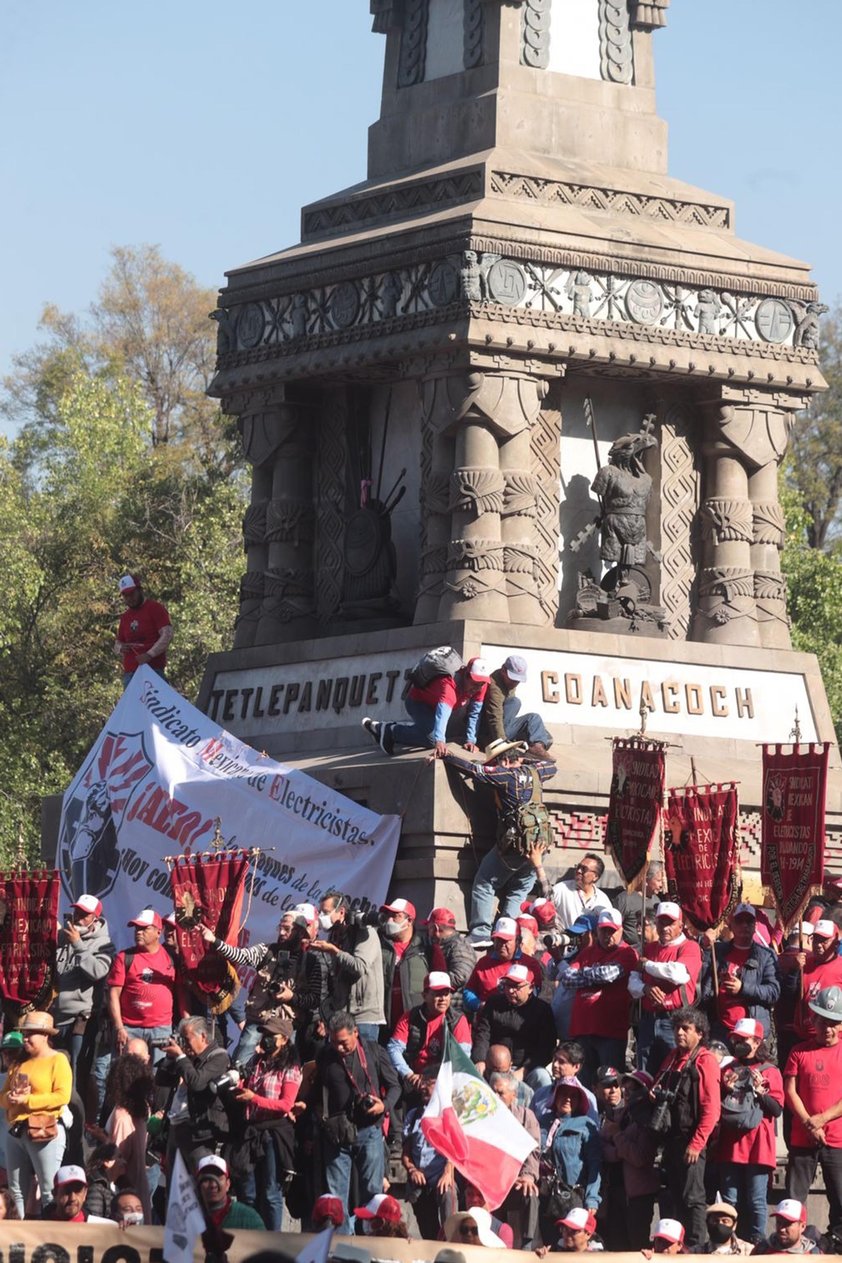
391;1010;472;1071
569;941;637;1039
641;937;702;1014
716;1060;783;1169
465;951;543;1003
118;598;171;673
108;946;176;1027
784;1039;842;1148
796;955;842;1039
717;945;752;1032
408;676;488;710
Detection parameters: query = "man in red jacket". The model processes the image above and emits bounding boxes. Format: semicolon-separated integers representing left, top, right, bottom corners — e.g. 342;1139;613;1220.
563;907;637;1087
630;901;702;1074
655;1006;721;1252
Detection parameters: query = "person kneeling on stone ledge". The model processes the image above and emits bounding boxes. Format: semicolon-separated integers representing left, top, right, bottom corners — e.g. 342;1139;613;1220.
477;654;554;758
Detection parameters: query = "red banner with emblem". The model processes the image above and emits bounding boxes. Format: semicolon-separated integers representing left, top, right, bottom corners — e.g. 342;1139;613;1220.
169;851;250;1013
0;869;60;1012
761;743;829;930
663;784;739;930
605;739;665;890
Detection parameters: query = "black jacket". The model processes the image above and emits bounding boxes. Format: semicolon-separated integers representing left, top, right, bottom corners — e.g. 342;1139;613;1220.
380;931;432;1025
315;1036;401;1126
471;993;556;1075
156;1042;233;1142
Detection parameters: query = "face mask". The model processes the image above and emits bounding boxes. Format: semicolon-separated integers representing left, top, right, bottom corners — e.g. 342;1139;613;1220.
121;1212;144;1227
318;913;334;932
383;919;403;939
259;1039;274;1054
732;1040;752;1059
708;1224;733;1246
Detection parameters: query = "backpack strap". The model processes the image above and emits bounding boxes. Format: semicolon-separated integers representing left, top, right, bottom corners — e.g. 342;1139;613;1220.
528;766;543;803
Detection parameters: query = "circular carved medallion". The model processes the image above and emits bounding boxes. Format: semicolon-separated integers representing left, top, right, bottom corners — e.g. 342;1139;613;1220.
626;279;664;324
486;260;527;306
330;281;360;330
238;303;266;349
755;298;794;344
428;262;459;307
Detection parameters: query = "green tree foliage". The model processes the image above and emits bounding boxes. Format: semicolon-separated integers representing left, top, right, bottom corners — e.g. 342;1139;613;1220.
0;249;246;865
786;302;842;550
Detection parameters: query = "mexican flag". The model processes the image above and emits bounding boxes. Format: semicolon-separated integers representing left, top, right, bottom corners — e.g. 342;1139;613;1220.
420;1029;538;1209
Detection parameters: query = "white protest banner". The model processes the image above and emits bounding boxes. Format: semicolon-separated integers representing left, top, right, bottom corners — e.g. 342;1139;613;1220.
57;667;401;946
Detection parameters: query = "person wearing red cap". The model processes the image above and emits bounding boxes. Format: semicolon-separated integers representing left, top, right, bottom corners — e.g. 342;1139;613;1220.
113;574;172;687
312;1193;345;1230
107;908;180;1059
630;902;703;1074
388;973;472;1088
783;919;842;1043
423;908;477;1016
51;894;114;1079
553;1206;599;1252
715;1017;784;1244
378;898;433;1029
363;654;490;757
751;1199;820;1255
463;917;544;1010
700;905;780;1042
354;1192;409;1238
561;907;637;1087
472;962;556;1088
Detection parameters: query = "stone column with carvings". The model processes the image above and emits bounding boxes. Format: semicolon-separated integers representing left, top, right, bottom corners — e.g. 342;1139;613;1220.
444;417;508;621
695;436;758;646
749;461;789;649
500;428;543;624
253;402;316;646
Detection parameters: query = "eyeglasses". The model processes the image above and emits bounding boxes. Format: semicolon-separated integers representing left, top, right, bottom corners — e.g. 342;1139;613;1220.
576;865;598;875
459;1224;480;1238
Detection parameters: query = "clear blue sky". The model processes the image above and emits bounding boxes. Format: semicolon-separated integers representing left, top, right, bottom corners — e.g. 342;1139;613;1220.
2;0;838;427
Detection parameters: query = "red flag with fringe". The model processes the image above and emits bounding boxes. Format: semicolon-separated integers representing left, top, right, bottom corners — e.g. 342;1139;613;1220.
663;784;739;930
761;743;829;931
0;869;60;1012
605;739;665;889
169;851;250;1013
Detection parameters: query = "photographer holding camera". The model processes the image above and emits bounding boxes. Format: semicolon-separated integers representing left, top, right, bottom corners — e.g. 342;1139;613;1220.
309;891;385;1040
313;1009;400;1233
156;1016;236;1165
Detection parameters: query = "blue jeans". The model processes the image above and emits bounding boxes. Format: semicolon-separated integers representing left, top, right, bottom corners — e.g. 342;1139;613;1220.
637;1012;676;1074
6;1127;66;1218
391;698;437;750
240;1131;285;1230
719;1161;770;1243
233;1022;262;1068
579;1035;627;1088
126;1024;173;1065
123;664;166;690
470;846;537;937
323;1123;386;1234
503;697;553;749
356;1023;381;1041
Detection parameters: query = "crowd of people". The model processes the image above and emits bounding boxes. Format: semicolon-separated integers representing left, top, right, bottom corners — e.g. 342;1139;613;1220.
2;856;842;1254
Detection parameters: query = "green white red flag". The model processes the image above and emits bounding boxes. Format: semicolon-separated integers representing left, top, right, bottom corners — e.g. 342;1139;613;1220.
420;1029;537;1209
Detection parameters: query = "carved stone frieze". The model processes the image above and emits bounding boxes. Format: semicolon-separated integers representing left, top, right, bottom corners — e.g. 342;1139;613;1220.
489;170;730;229
239;571;264;603
314;391;347;622
630;0;669;31
754;571;788;602
446;538;506;570
397;0;428;86
502;470;539;517
263;567;315;622
242;501;268;549
531;402;561;622
752;501;786;547
239;411;298;468
303;172;484;237
521;0;550;69
697;566;755;625
449;467;506;515
503;542;538;575
417;544;448;599
265;498;315;547
700;498;753;546
599;0;634;85
660;407;698;640
464;0;484;69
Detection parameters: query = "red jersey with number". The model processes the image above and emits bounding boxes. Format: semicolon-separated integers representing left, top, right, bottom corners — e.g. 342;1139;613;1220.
108;946;176;1027
118;598;171;673
569;941;637;1039
784;1039;842;1148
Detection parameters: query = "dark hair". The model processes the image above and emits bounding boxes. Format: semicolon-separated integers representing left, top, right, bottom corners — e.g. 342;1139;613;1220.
327;1010;357;1037
111;1186;143;1217
105;1053;154;1119
373;1220;409;1239
555;1041;585;1067
322;890;348;913
88;1141;119;1169
671;1006;710;1040
583;853;605;880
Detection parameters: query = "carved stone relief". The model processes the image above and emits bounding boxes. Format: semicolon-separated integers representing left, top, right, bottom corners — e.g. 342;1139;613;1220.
531;400;561;624
700;498;754;545
489;170;731;228
464;0;484;69
659;407;699;640
521;0;550;69
398;0;428;86
314;390;347;622
629;0;670;31
599;0;634;85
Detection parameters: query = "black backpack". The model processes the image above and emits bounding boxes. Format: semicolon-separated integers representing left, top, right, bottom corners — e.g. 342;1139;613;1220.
408;645;463;688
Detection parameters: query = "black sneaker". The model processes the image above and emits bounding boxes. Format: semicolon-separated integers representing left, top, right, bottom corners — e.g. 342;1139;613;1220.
362;717;381;747
379;723;395;756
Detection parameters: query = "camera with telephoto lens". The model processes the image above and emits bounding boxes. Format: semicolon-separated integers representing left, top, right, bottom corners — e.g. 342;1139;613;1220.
209;1068;242;1096
151;1035;181;1050
543;930;575;951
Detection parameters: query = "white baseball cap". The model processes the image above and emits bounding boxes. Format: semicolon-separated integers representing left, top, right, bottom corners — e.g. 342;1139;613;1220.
118;574;140;594
558;1207;597;1234
655;901;682;921
197;1154;229;1178
774;1199;806;1224
502;963;531;985
55;1165;87;1188
73;894;103;917
424;971;453;992
597;907;623;929
292;903;318;924
653;1218;685;1244
492;916;518;940
732;1017;764;1040
732;902;757;919
813;919;838;939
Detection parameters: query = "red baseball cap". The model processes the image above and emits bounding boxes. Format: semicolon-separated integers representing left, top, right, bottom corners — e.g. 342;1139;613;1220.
423;971;453;992
73;894;103;917
312;1194;344;1226
381;898;416;920
424;907;456;928
128;908;162;930
354;1194;402;1223
516;914;539;936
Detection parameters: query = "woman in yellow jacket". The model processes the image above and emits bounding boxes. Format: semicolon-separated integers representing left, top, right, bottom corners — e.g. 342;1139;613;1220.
0;1011;72;1217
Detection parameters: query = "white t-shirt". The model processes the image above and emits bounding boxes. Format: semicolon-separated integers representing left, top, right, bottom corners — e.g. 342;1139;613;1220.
552;880;613;929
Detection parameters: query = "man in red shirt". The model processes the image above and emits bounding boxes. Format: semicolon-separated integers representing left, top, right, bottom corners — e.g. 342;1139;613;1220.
114;573;172;687
363;656;490;756
629;901;702;1074
107;907;179;1059
387;972;472;1088
563;906;637;1086
792;920;842;1041
463;917;543;1009
784;983;842;1230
